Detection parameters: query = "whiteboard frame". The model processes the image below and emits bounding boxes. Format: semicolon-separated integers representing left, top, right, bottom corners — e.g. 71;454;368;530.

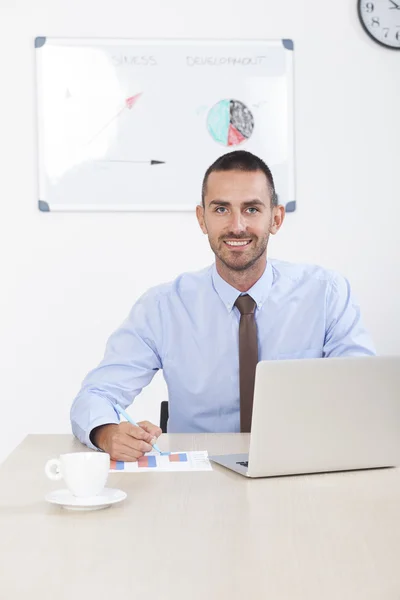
35;37;296;213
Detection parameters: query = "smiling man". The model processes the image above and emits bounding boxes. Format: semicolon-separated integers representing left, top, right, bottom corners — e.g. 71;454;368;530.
71;150;375;460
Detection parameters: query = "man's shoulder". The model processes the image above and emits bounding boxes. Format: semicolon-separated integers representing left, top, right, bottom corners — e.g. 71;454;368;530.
270;258;338;286
139;265;213;304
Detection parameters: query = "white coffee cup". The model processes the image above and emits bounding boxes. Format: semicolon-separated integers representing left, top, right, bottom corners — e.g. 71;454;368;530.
45;452;110;497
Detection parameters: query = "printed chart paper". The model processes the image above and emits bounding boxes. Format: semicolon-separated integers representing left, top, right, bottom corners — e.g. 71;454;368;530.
109;451;212;473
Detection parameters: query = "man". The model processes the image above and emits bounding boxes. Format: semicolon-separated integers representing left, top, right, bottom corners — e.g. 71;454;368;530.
71;150;375;460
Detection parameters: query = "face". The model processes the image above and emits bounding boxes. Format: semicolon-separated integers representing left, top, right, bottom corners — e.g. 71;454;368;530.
196;169;284;273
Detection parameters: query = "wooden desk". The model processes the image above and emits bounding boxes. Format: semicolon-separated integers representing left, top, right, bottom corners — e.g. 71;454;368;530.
1;434;400;599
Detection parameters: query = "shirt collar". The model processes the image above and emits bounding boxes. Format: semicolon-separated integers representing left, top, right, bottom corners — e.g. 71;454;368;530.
211;261;274;313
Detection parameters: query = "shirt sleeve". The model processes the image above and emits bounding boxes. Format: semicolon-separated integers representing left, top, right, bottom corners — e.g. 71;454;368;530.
323;272;376;357
70;289;163;449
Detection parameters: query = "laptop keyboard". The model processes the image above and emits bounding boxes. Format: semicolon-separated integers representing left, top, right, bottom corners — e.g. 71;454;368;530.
236;461;249;468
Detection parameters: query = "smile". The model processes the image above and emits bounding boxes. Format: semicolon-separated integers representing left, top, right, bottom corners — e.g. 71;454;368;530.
224;240;252;247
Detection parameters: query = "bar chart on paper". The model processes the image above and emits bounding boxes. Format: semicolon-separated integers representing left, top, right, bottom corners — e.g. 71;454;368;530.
109;451;212;473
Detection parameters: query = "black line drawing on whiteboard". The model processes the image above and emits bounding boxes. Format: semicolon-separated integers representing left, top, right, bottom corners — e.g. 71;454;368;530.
95;159;166;166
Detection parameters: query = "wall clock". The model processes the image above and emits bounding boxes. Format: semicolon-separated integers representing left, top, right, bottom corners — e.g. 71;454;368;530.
358;0;400;49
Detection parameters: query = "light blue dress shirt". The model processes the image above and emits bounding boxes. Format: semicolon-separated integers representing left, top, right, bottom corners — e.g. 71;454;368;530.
71;260;376;448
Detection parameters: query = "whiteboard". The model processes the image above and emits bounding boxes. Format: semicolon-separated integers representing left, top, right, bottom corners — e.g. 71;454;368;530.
35;38;296;212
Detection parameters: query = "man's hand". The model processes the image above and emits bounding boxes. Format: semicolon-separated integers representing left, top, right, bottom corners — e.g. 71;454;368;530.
137;420;162;441
91;421;162;462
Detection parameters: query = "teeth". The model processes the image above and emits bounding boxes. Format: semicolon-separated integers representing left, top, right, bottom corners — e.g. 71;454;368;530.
225;240;250;246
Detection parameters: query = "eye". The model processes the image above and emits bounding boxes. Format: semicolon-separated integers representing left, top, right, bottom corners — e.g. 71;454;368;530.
215;207;227;214
246;207;259;214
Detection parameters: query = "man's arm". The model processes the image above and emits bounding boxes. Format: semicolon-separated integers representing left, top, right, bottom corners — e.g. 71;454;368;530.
70;289;163;451
323;273;376;357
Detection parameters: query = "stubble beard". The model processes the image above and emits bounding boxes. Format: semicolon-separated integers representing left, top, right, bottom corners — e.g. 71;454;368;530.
211;232;270;272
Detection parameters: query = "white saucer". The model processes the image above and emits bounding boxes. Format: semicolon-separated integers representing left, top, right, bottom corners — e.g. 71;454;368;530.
45;487;127;511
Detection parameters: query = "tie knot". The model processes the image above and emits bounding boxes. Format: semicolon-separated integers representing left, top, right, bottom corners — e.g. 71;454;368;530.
234;294;256;315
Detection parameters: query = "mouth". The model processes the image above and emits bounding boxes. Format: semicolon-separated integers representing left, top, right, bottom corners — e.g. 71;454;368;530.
223;239;252;250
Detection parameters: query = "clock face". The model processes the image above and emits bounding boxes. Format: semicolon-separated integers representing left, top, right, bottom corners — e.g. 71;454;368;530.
358;0;400;49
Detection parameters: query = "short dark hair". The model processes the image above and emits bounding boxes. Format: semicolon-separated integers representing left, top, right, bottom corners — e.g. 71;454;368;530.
201;150;278;207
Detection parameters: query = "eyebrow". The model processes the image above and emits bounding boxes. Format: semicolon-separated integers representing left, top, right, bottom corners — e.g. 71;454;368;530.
208;199;266;208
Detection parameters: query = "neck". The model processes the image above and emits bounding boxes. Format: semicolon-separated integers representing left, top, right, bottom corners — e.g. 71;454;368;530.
215;255;267;292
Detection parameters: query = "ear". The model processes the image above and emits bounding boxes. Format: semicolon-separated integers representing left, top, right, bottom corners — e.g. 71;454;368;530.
196;204;208;234
269;205;285;235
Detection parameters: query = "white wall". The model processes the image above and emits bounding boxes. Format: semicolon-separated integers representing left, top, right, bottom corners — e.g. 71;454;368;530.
0;0;399;463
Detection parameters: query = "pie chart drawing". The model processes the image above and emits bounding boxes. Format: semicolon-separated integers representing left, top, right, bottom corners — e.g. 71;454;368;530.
207;99;254;146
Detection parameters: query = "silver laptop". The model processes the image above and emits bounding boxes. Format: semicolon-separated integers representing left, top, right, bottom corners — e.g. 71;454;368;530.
210;356;400;477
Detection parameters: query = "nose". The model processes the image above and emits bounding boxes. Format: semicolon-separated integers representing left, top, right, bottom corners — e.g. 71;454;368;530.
229;211;247;235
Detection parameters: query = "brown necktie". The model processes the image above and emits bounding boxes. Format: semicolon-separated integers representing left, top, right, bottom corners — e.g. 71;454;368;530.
235;294;258;432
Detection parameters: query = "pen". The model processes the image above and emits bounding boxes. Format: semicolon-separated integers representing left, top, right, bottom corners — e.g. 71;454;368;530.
114;403;163;454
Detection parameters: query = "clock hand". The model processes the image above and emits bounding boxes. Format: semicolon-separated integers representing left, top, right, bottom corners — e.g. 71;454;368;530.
388;0;400;9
